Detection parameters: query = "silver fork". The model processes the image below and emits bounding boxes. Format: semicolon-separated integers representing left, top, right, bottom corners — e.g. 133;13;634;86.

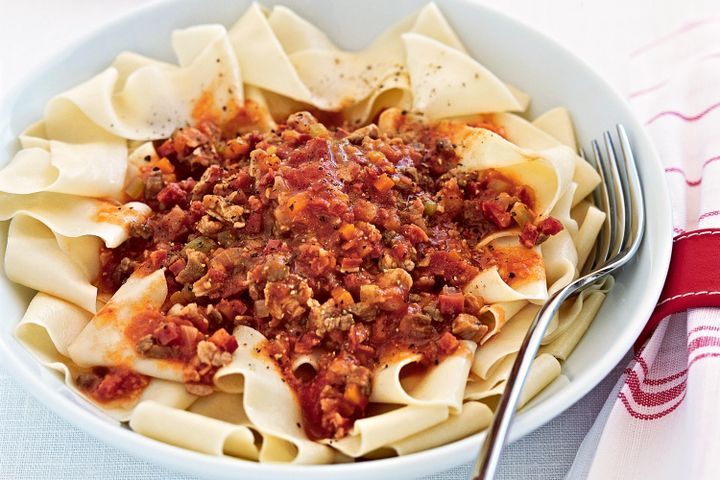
471;125;646;479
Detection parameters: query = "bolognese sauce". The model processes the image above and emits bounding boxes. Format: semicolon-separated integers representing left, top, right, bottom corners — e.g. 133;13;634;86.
94;109;562;439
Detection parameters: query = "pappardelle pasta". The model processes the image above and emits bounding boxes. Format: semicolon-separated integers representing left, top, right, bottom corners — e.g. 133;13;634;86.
2;2;609;464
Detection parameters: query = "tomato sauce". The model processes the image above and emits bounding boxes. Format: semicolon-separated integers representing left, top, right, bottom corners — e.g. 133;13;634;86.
76;366;149;405
93;109;562;438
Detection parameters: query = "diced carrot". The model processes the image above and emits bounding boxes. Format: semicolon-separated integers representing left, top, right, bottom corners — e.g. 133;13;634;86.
287;193;309;214
154;157;175;174
208;328;239;353
332;287;355;308
338;223;357;240
344;383;363;405
360;284;381;303
366;151;386;163
373;173;394;193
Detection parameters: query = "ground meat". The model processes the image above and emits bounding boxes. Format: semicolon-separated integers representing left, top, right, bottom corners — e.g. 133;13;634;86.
157;182;188;208
196;340;232;367
111;257;137;288
264;275;313;326
202;194;245;227
175;250;208;284
95;109;564;439
398;311;435;340
286;111;317;133
314;355;372;439
308;298;355;337
149;206;189;243
185;383;215;396
144;170;164;200
192;165;224;197
452;313;489;343
137;334;176;359
195;215;223;236
346;124;379;145
76;366;149;404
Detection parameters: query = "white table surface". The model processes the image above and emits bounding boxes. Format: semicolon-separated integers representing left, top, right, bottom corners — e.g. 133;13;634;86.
0;1;716;478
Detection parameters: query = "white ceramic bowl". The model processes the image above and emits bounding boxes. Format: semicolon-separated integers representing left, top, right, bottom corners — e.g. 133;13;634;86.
0;0;672;478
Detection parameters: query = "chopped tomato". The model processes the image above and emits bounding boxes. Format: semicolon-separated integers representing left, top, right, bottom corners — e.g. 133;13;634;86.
95;110;563;440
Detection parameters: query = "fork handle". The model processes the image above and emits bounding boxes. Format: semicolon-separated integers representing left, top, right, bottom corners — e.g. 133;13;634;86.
471;287;573;480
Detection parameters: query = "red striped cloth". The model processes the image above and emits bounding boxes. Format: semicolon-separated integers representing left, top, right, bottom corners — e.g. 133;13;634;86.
568;17;720;480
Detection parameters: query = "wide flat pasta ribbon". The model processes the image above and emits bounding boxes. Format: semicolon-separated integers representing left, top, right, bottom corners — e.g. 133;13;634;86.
378;108;576;216
5;216;100;312
490;112;600;206
131;401;259;460
402;33;523;119
539;277;613;360
476;300;528;344
541;184;581;295
326;404;449;458
67;269;186;381
230;2;527;124
455;127;576;216
466;236;549;305
387;401;493;456
370;340;476;413
16;293;195;421
46;24;242;142
571;200;606;269
465;353;562;408
214;326;335;464
472;280;612;380
0;192;150;248
190;392;342;463
532;106;578;151
229;3;315;106
0;139;127;198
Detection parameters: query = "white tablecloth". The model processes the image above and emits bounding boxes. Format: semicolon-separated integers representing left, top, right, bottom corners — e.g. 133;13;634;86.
0;1;716;478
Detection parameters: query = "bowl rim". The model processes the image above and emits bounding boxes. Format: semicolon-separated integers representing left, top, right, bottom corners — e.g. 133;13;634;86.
0;0;673;477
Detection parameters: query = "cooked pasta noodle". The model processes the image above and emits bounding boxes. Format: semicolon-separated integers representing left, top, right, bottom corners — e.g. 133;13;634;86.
1;2;607;464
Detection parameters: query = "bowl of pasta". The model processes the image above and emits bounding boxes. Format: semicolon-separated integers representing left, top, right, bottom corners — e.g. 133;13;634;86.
0;0;672;478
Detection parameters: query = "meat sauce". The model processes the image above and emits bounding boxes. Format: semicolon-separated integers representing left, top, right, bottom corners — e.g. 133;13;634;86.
94;110;562;438
76;366;149;404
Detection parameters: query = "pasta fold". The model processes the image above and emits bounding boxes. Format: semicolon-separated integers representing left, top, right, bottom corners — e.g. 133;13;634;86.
16;293;195;421
214;326;335;463
370;341;476;413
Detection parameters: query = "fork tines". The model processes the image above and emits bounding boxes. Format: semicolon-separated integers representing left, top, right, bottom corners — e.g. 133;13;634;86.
584;125;644;272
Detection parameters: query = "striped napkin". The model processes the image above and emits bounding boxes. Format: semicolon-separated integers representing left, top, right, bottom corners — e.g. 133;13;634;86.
566;18;720;480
